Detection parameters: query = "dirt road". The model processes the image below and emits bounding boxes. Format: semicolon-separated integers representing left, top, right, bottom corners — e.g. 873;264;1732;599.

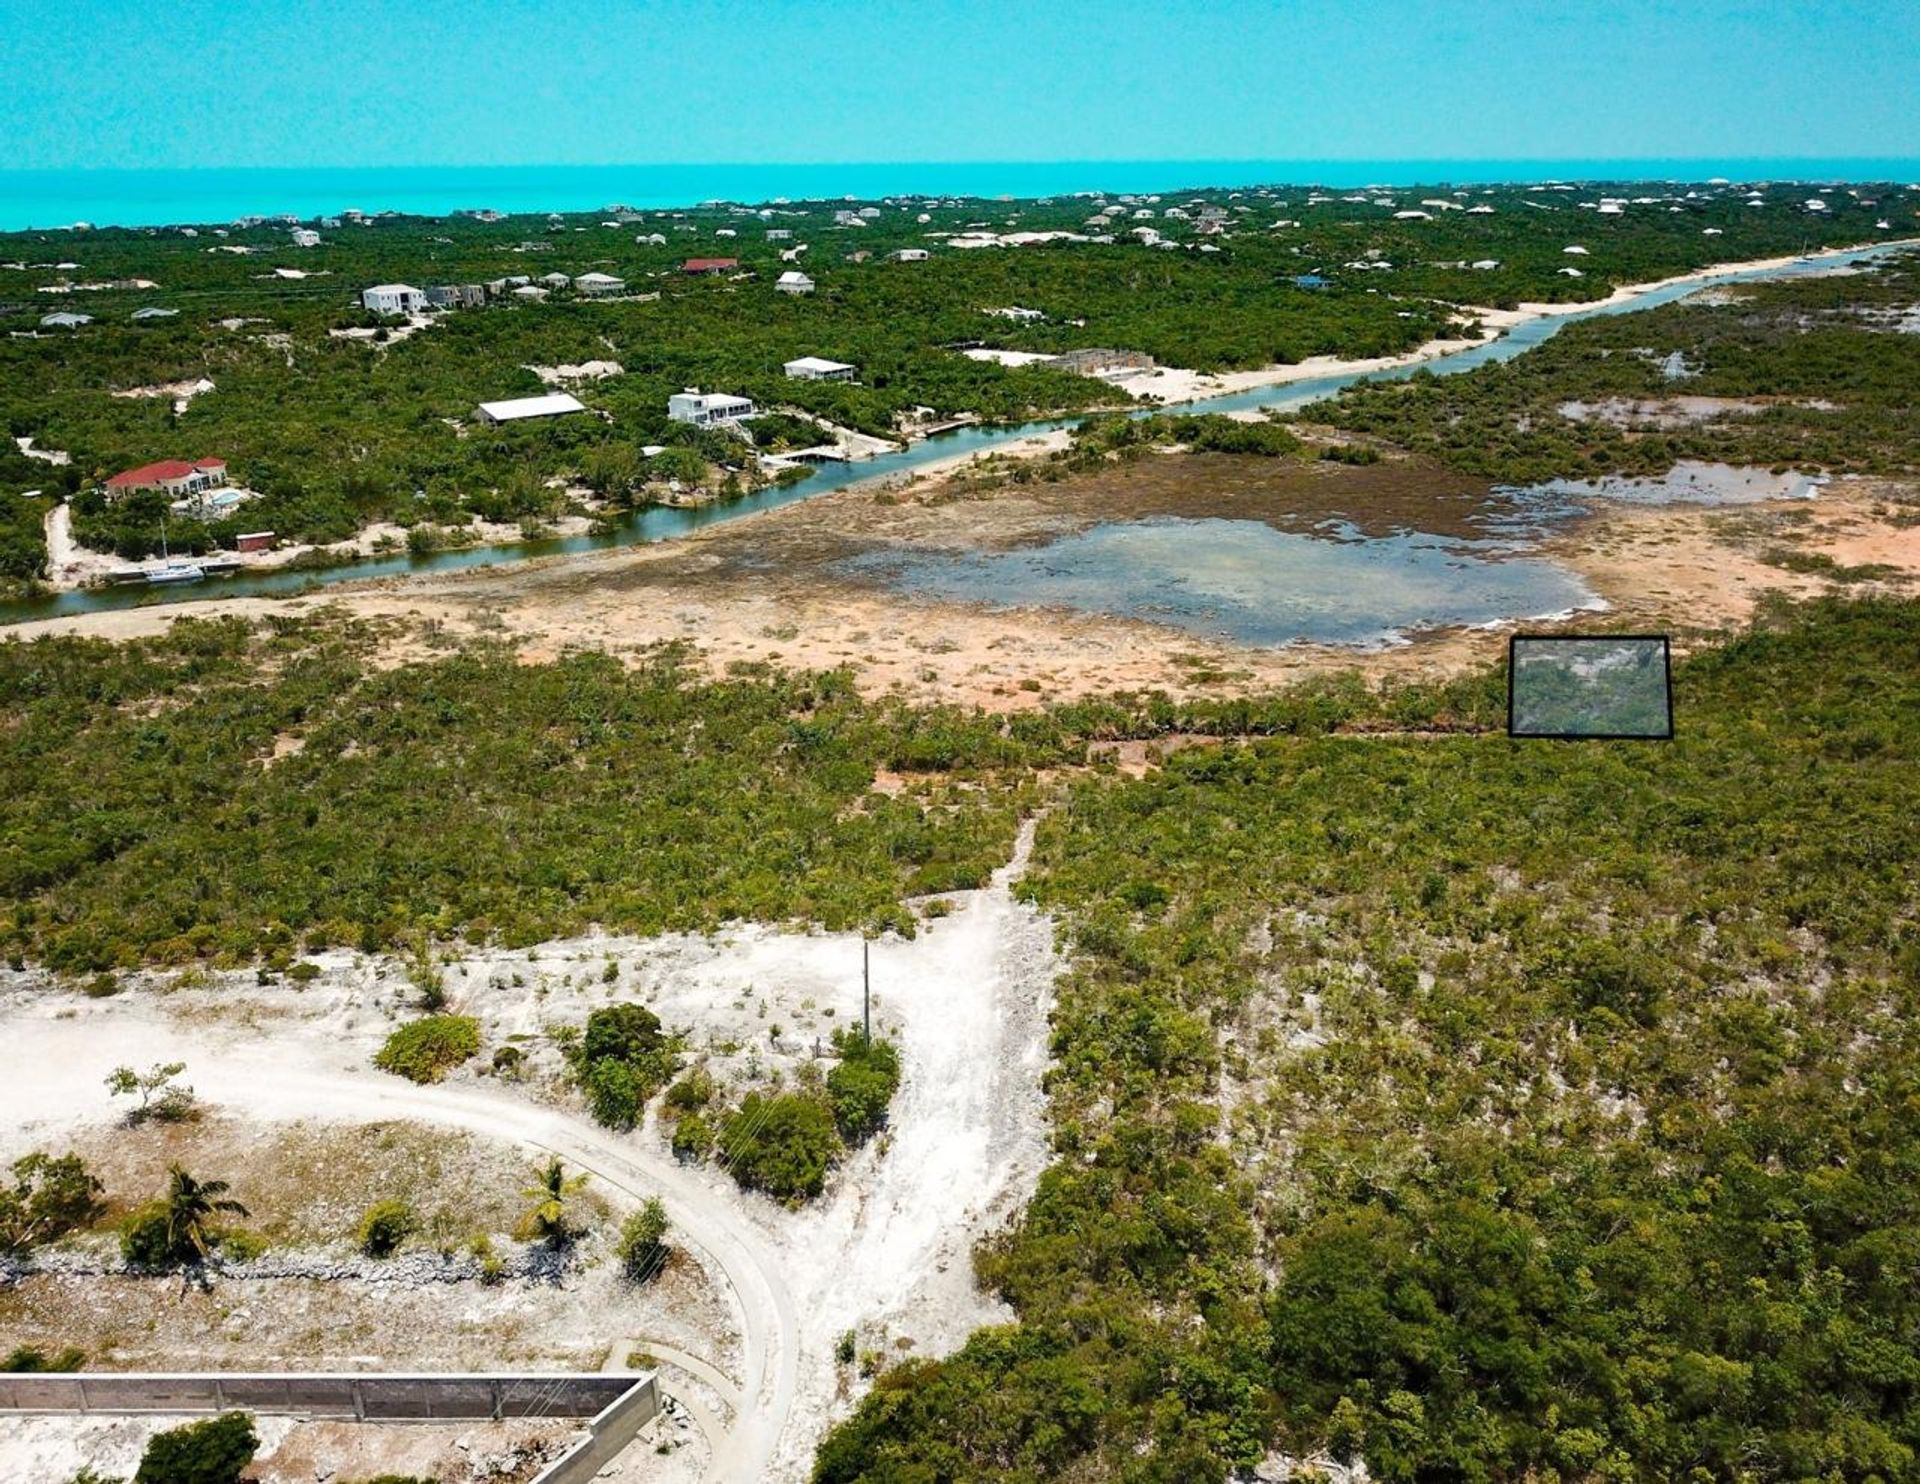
0;825;1060;1482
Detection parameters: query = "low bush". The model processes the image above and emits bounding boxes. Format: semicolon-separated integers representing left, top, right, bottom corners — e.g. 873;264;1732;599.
825;1032;902;1143
134;1411;258;1484
720;1093;841;1200
373;1016;480;1084
614;1198;671;1283
357;1200;416;1258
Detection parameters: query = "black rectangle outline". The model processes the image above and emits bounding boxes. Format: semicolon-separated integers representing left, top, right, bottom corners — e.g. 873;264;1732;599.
1507;633;1675;741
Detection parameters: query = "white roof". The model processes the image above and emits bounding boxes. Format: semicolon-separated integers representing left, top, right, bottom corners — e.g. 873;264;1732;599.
366;283;420;294
477;392;588;421
777;270;813;284
575;272;623;285
785;356;854;374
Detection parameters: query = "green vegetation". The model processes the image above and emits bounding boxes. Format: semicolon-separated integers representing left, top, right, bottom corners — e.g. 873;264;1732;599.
120;1166;251;1268
1509;638;1672;737
519;1157;589;1247
1309;250;1920;482
6;561;1920;1475
0;619;1025;970
614;1197;671;1283
105;1060;196;1123
721;1092;842;1202
356;1199;417;1258
0;182;1898;567
0;1152;102;1253
373;1015;480;1084
2;1344;87;1372
576;1003;683;1130
133;1411;258;1484
825;1030;903;1143
818;596;1920;1482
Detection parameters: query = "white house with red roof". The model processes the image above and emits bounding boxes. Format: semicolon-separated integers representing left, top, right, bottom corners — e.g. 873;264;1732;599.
104;458;228;501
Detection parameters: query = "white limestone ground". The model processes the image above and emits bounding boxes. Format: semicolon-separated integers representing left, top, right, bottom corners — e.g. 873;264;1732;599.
0;824;1060;1483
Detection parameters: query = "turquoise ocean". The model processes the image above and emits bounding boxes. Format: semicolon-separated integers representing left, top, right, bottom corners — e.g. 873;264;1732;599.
2;159;1917;232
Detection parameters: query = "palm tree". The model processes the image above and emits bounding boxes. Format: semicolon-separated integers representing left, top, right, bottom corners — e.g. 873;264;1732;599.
520;1157;589;1247
164;1165;249;1261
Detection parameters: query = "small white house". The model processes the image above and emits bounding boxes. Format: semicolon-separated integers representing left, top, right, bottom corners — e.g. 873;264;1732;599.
766;229;793;241
575;272;625;296
362;283;427;315
775;271;815;294
41;311;93;328
889;248;930;262
668;389;756;426
784;356;855;381
291;227;322;247
540;272;573;289
475;392;588;425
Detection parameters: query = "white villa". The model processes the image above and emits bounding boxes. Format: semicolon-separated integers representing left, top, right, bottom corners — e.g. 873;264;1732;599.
361;283;427;315
668;389;757;426
575;272;626;296
889;248;930;262
475;393;588;425
784;356;855;381
776;271;815;294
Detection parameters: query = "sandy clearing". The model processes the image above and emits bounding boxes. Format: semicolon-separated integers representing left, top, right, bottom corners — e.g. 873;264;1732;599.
0;1413;582;1484
0;827;1059;1483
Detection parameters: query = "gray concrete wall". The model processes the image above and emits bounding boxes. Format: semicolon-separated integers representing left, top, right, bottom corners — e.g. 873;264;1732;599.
528;1373;662;1484
0;1372;643;1422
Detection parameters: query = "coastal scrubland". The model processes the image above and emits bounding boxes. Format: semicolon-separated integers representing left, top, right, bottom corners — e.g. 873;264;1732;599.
6;592;1920;1479
818;594;1920;1482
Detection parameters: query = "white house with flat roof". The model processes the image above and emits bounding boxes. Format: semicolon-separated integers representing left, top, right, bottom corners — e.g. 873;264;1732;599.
475;392;588;425
784;356;855;381
668;389;756;426
361;283;427;315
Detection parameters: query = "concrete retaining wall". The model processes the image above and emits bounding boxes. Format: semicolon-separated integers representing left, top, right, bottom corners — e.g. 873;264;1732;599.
527;1374;664;1484
0;1371;650;1423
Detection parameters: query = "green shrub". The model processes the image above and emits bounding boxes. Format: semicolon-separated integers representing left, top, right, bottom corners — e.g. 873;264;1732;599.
0;1152;103;1253
2;1344;86;1372
665;1068;715;1112
720;1094;840;1200
584;1058;646;1130
118;1203;175;1267
134;1411;258;1484
614;1198;671;1283
357;1200;417;1257
576;1003;680;1128
825;1032;902;1143
373;1016;480;1083
671;1111;714;1162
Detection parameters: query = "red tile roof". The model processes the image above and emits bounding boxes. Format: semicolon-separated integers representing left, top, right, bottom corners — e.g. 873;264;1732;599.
682;258;739;273
106;457;226;489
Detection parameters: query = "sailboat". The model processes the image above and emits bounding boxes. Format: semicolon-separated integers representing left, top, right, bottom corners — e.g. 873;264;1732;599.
146;512;206;585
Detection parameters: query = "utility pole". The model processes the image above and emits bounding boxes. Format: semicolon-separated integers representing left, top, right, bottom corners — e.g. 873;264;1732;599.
862;937;871;1045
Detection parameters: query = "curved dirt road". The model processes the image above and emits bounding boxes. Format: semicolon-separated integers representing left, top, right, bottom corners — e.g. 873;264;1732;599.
0;1017;796;1483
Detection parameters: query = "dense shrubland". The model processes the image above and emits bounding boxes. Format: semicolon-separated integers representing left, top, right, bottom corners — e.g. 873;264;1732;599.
6;589;1920;1478
818;596;1920;1482
0;618;1029;969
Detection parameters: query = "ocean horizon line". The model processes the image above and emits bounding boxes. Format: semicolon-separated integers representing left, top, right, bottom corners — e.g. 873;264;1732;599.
4;157;1917;233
